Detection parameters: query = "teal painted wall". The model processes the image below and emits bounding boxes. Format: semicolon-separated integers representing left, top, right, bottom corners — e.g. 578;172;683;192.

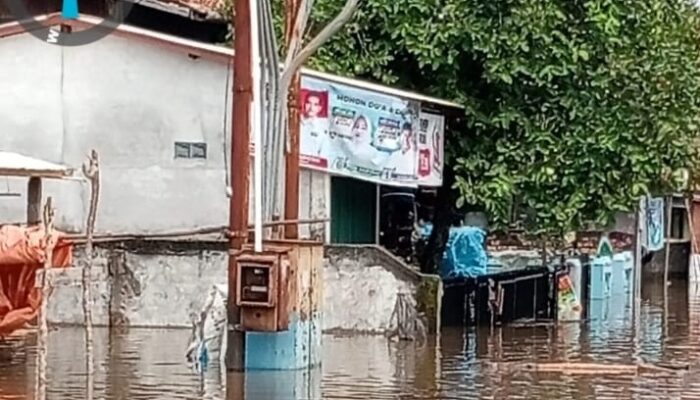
330;177;376;244
242;244;323;371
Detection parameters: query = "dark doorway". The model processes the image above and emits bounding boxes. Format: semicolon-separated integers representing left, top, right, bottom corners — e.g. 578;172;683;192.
330;176;376;244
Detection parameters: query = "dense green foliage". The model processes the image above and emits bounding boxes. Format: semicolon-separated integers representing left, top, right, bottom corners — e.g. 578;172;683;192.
228;0;700;235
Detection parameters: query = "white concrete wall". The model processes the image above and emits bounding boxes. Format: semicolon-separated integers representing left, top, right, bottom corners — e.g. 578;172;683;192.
323;245;426;334
0;32;328;238
45;255;112;326
323;261;414;333
613;212;636;235
46;243;427;333
45;247;228;328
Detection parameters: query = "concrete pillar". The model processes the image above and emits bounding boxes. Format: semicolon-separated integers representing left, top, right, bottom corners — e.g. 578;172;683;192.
243;243;323;370
243;368;322;399
566;258;583;302
27;177;42;225
611;254;627;296
590;256;611;301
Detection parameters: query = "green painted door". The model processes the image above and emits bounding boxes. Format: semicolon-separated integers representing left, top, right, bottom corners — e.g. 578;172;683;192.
330;176;376;244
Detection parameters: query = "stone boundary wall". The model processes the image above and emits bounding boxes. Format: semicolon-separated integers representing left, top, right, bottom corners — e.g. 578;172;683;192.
46;240;442;334
324;245;442;335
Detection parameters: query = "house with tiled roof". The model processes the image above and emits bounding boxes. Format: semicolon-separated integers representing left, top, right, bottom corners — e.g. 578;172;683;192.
139;0;226;20
0;12;459;241
0;0;228;41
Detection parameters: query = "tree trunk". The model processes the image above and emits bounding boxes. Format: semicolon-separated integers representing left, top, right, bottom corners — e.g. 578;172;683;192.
419;166;457;274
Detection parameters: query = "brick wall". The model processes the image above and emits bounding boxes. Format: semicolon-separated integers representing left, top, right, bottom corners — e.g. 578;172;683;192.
486;230;634;255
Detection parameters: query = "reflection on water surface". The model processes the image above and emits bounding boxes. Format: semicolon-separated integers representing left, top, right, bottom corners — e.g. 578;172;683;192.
2;281;700;399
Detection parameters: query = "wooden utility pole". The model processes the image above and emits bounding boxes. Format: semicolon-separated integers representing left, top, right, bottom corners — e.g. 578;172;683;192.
284;0;302;240
279;0;360;240
227;0;253;372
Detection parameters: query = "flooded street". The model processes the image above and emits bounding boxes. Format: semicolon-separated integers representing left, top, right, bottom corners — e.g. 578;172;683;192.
2;280;700;399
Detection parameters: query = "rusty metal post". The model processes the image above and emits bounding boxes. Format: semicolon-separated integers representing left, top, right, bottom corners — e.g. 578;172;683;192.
227;0;253;372
284;0;301;239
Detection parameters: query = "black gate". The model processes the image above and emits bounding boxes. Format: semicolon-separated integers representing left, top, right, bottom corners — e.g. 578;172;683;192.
442;265;565;327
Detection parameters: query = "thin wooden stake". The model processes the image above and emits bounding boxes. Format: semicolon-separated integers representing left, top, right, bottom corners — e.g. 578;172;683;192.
35;196;55;400
81;150;100;400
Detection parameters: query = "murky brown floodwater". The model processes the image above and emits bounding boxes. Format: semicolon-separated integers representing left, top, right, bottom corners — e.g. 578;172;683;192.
2;280;700;399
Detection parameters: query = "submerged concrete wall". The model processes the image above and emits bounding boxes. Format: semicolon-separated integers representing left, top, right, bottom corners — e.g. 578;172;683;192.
46;243;228;328
323;245;442;334
45;248;112;326
46;241;439;335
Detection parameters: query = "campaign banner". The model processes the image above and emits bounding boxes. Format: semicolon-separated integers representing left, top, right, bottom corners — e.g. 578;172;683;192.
416;112;444;186
646;197;665;252
557;273;582;321
299;76;444;187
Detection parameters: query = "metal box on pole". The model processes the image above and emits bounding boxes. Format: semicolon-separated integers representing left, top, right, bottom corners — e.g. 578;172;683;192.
235;247;295;332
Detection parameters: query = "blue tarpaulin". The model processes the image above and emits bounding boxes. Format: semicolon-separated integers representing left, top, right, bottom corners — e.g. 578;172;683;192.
440;226;488;279
419;222;433;239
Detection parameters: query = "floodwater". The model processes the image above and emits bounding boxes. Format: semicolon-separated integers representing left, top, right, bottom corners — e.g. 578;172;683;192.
3;280;700;400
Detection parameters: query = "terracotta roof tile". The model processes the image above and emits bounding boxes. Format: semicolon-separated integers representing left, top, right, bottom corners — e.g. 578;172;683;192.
155;0;226;19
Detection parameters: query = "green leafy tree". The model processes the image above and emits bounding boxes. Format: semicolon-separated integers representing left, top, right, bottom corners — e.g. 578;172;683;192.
308;0;700;231
223;0;700;268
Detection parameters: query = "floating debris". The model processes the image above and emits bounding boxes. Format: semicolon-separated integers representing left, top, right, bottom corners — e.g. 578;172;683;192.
518;361;689;375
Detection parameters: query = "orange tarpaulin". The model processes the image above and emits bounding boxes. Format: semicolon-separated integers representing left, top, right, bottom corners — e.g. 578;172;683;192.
0;225;72;335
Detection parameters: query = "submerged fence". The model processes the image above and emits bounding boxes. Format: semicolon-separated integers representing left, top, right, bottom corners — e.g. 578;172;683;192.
441;264;567;327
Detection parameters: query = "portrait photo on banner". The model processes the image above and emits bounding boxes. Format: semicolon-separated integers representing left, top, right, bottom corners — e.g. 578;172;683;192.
299;76;444;187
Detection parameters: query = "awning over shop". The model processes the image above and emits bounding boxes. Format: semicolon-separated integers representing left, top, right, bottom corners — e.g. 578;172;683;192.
0;151;72;179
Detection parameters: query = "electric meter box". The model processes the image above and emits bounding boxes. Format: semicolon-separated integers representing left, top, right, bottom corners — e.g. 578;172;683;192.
235;250;293;332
